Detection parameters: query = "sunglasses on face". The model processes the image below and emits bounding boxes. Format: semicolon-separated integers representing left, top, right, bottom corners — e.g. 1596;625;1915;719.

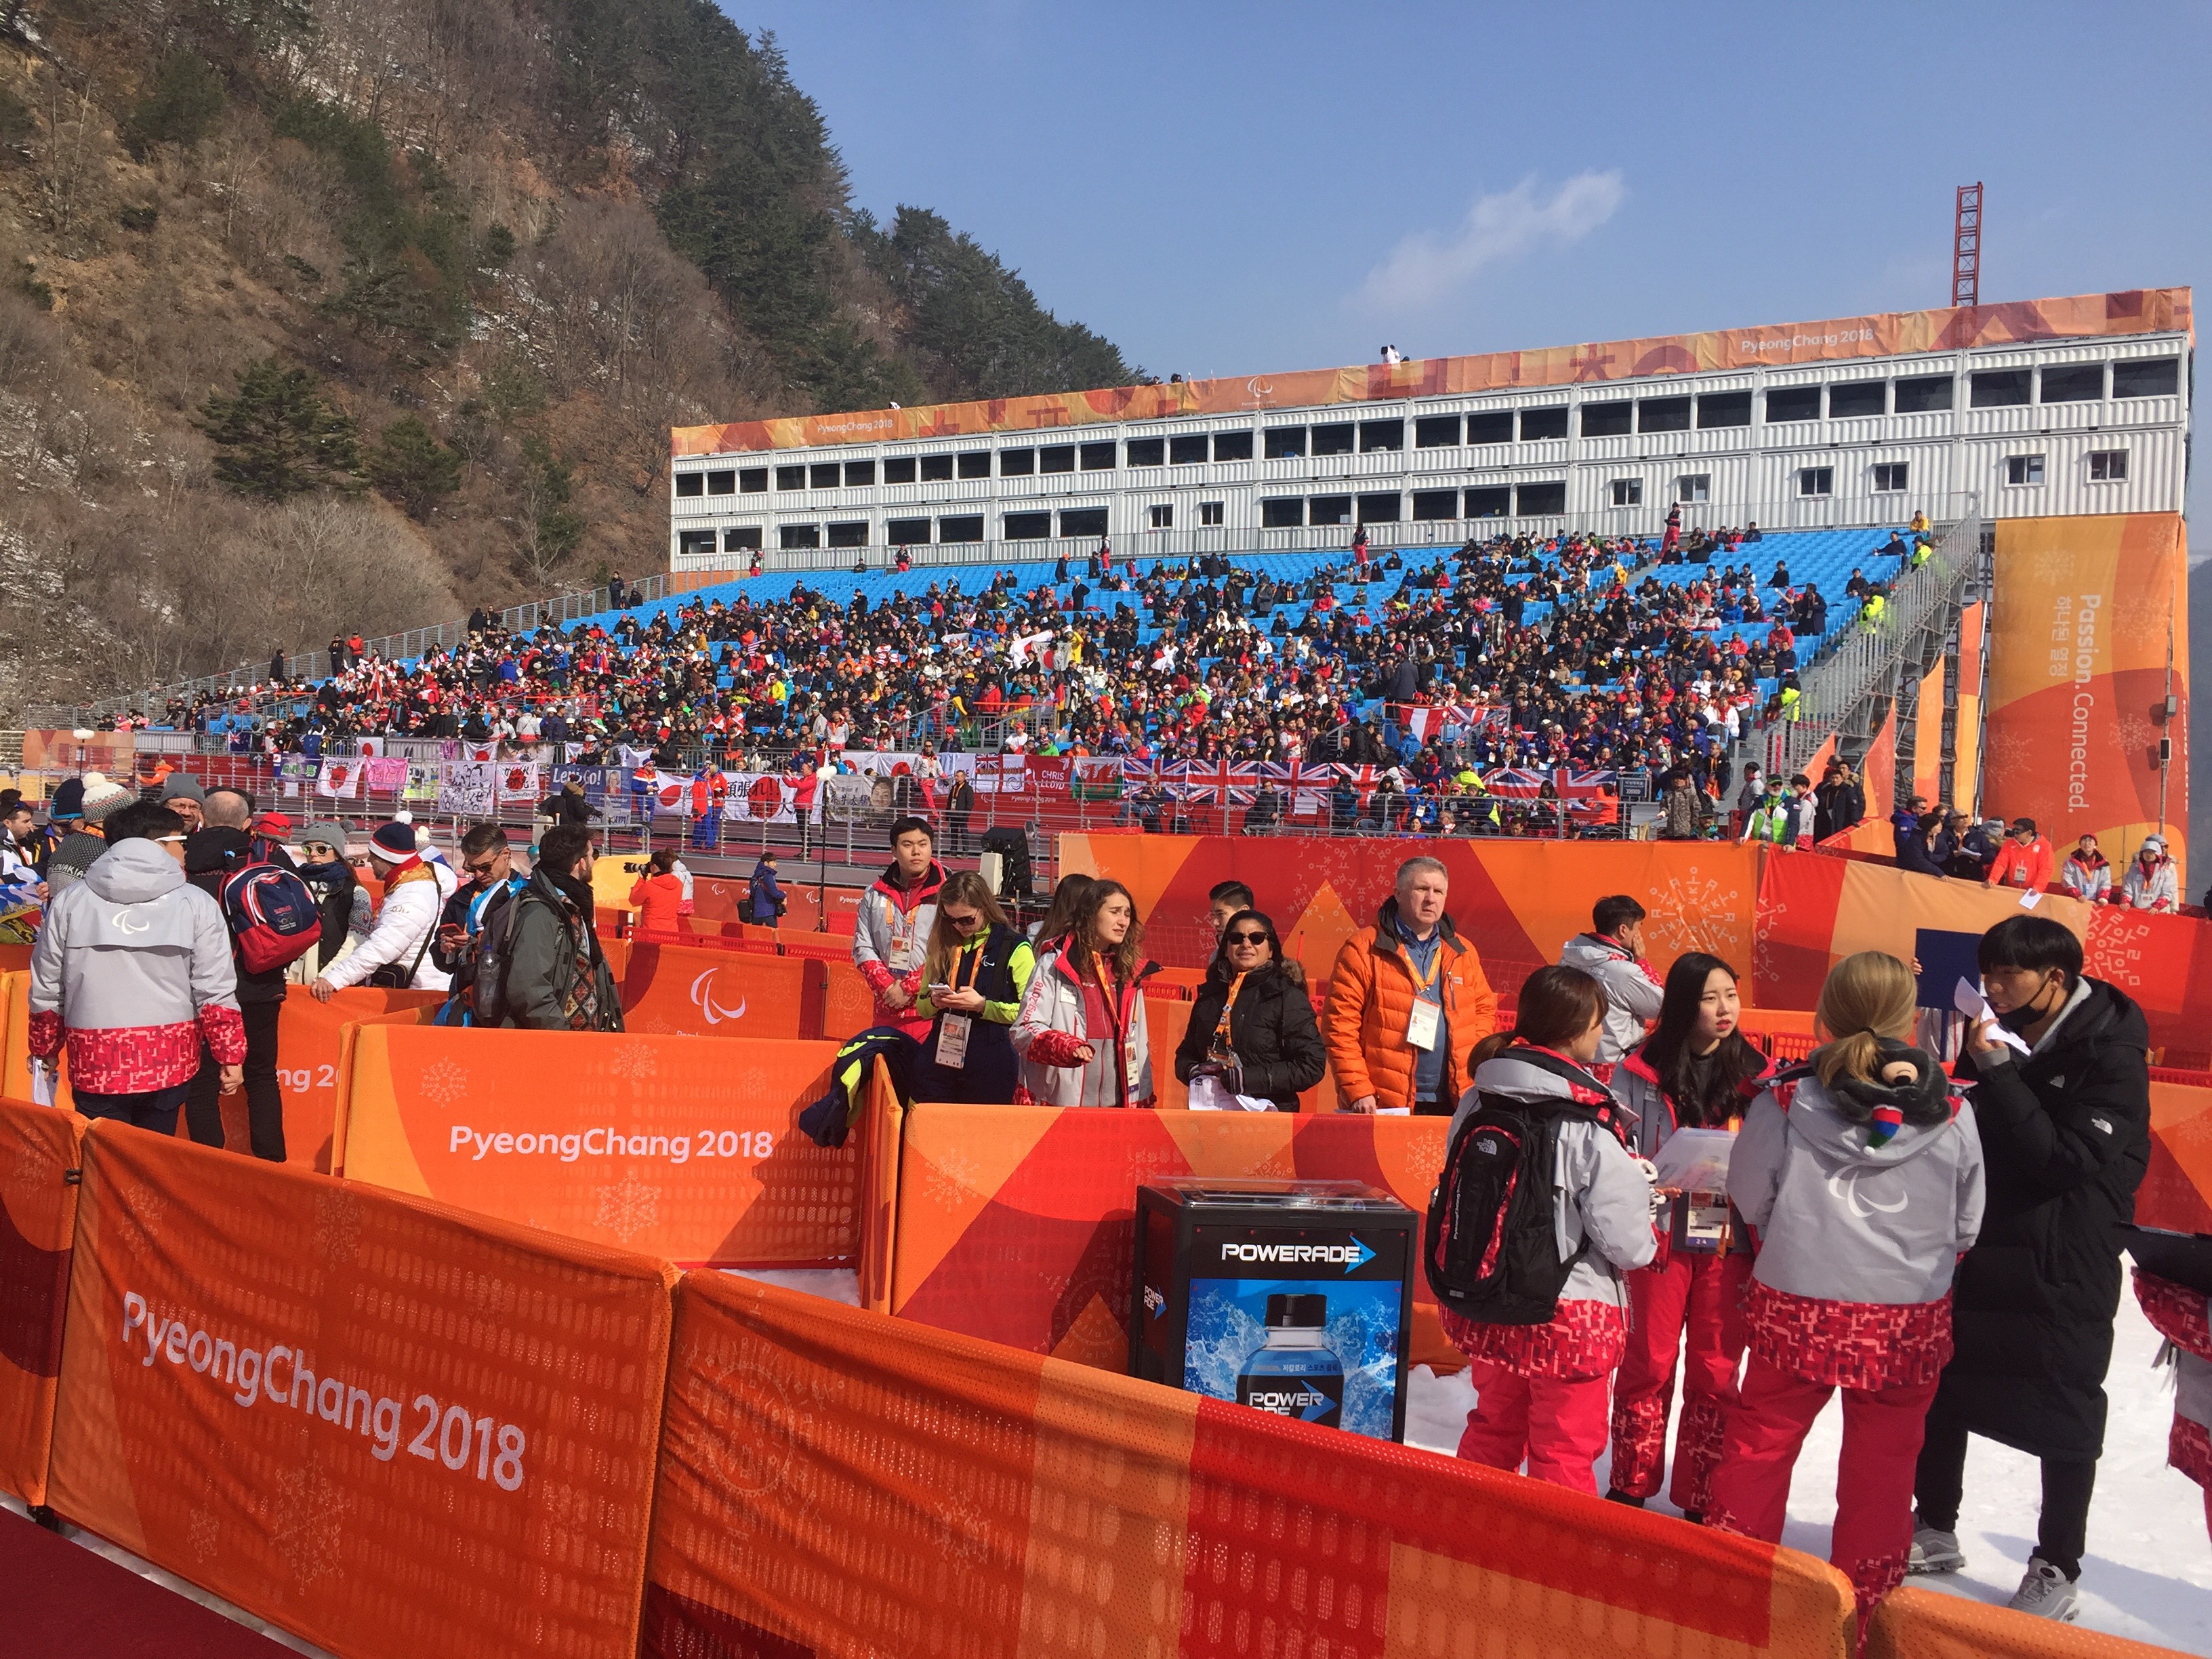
1226;930;1271;946
943;911;983;930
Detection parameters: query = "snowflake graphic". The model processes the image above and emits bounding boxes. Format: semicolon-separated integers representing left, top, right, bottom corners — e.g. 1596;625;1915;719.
270;1450;352;1590
2030;548;2081;587
125;1187;170;1246
188;1504;220;1563
2116;711;2159;760
920;1145;983;1211
314;1187;365;1265
609;1043;659;1083
1642;865;1744;960
1980;726;2035;787
9;1130;58;1187
595;1170;660;1241
417;1059;470;1108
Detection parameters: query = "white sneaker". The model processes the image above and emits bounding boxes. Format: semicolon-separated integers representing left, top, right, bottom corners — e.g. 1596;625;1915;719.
2005;1558;2081;1622
1907;1525;1964;1574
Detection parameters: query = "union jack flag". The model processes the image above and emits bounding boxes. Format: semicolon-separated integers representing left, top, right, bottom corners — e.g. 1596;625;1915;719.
1253;760;1332;813
1332;762;1385;803
1166;758;1258;804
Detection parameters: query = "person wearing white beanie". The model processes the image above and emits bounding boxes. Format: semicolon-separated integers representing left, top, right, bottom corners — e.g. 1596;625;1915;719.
309;821;456;996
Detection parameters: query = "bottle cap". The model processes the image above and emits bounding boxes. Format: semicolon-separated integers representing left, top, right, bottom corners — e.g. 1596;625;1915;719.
1264;1292;1328;1330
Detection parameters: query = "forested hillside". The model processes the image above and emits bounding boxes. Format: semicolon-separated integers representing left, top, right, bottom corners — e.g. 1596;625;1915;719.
0;0;1132;718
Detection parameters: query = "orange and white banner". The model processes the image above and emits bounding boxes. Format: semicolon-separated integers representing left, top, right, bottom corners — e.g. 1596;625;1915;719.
617;940;813;1038
0;1097;85;1505
47;1122;675;1659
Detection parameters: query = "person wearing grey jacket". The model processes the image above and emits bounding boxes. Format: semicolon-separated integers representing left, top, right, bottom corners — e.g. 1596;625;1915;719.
1557;895;1666;1069
26;799;247;1132
1705;951;1984;1620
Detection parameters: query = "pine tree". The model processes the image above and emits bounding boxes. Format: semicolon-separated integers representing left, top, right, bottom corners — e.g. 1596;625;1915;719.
194;356;361;499
368;415;462;519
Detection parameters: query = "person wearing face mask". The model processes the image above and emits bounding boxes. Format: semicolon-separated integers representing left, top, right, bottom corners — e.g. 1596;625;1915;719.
1010;878;1158;1107
1174;909;1326;1112
910;872;1035;1105
1909;916;2150;1622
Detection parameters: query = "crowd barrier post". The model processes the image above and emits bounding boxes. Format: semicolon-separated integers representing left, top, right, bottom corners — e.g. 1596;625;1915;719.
644;1271;1856;1659
856;1057;903;1314
0;1097;87;1507
336;1025;858;1268
1866;1584;2190;1659
45;1120;676;1659
1;969;69;1108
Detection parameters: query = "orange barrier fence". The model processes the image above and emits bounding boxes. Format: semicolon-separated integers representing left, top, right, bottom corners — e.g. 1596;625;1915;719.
1866;1585;2185;1659
645;1270;1857;1659
0;942;28;976
619;939;815;1038
891;1103;1465;1372
0;1097;85;1506
337;1024;867;1268
1;969;68;1107
2142;1080;2212;1234
46;1121;674;1659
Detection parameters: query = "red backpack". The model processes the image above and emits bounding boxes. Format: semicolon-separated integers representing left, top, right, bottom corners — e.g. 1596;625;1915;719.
220;864;323;974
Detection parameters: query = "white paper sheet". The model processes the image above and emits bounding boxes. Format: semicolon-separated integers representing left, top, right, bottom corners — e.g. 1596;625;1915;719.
1952;977;2032;1055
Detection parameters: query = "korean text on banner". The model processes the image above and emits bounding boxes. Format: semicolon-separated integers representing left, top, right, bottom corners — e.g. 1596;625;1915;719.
0;1097;86;1506
338;1024;859;1267
645;1271;1853;1659
46;1123;675;1659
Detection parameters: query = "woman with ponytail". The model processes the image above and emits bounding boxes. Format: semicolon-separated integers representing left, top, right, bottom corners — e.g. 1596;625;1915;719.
1605;953;1770;1519
1704;951;1984;1623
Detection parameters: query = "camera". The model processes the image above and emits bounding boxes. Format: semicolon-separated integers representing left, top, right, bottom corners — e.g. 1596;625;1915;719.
621;859;645;872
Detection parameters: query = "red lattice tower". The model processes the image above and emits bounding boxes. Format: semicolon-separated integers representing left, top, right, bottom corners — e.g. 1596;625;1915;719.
1952;182;1983;308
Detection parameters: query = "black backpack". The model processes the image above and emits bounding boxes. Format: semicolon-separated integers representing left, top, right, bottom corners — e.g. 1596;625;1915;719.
1425;1048;1624;1326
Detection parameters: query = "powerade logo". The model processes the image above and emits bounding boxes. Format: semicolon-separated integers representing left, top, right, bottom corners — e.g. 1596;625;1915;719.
1216;1237;1376;1273
1244;1387;1330;1414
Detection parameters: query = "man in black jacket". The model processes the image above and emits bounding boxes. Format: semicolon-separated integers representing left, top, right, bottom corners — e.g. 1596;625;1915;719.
182;789;289;1161
1909;916;2150;1621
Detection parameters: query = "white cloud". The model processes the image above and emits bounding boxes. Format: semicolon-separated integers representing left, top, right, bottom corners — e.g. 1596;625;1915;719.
1356;171;1626;312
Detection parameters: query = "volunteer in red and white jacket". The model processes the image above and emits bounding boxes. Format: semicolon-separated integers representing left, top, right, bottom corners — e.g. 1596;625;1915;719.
1605;951;1771;1519
2132;1269;2212;1543
1010;879;1157;1108
26;799;245;1133
1441;966;1657;1493
1556;894;1665;1069
1707;951;1984;1618
310;821;456;997
851;815;944;1039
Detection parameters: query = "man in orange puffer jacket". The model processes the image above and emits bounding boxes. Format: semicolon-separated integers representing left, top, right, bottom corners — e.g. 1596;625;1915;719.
1324;855;1498;1115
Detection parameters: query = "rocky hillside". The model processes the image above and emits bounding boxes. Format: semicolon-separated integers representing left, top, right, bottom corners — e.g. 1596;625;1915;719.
0;0;1132;719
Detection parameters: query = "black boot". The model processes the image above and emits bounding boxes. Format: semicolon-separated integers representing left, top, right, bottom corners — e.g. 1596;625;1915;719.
1604;1490;1645;1508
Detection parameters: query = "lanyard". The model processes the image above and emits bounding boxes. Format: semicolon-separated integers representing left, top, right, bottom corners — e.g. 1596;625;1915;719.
1401;935;1443;996
951;935;987;995
1090;951;1126;1042
1212;971;1249;1053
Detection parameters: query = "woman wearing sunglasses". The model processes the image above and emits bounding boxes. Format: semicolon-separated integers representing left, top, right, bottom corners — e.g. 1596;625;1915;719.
910;872;1036;1104
1173;909;1326;1111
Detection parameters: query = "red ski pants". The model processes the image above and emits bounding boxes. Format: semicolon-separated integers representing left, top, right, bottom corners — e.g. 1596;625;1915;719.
1706;1355;1936;1612
1608;1249;1750;1511
1457;1362;1612;1494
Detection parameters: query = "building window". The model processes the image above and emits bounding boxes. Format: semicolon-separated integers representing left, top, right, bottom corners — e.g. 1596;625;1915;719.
1212;430;1254;462
1311;422;1355;456
1127;438;1166;467
779;524;820;549
1263;426;1306;459
1609;478;1643;507
1516;480;1567;516
2112;358;2180;398
939;514;984;543
810;463;840;489
827;520;868;548
1414;415;1462;448
1970;369;2032;408
1168;435;1208;465
920;454;955;482
1080;441;1117;470
1059;507;1107;539
886;516;931;544
1872;462;1909;492
1307;494;1353;526
2040;363;2105;403
1466;411;1514;445
1260;496;1303;528
1004;512;1051;540
956;451;990;478
776;464;807;490
881;457;916;485
678;529;716;556
1637;396;1692;434
741;467;768;493
1356;491;1400;524
1411;489;1460;520
1797;467;1834;497
706;469;736;495
1828;382;1886;419
675;473;704;498
1580;402;1632;437
723;527;762;552
2087;449;2129;482
1465;486;1511;518
1199;501;1223;526
1518;407;1569;441
1696;391;1751;429
1892;375;1954;414
2005;454;2045;486
1677;474;1710;504
1764;386;1821;423
1040;444;1076;474
843;461;874;487
1147;504;1172;529
1359;419;1404;452
1000;448;1035;476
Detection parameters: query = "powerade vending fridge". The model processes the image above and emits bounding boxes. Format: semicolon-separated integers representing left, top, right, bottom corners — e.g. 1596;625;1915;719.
1132;1179;1416;1443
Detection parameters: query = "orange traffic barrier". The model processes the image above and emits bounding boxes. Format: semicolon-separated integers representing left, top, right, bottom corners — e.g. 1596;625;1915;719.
619;939;813;1038
1866;1585;2190;1659
0;1097;85;1505
645;1271;1854;1659
337;1025;865;1267
46;1120;675;1659
891;1103;1463;1372
1;969;68;1107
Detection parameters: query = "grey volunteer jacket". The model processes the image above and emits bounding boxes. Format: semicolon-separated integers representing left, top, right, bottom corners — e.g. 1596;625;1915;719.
29;838;241;1039
1557;934;1666;1065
